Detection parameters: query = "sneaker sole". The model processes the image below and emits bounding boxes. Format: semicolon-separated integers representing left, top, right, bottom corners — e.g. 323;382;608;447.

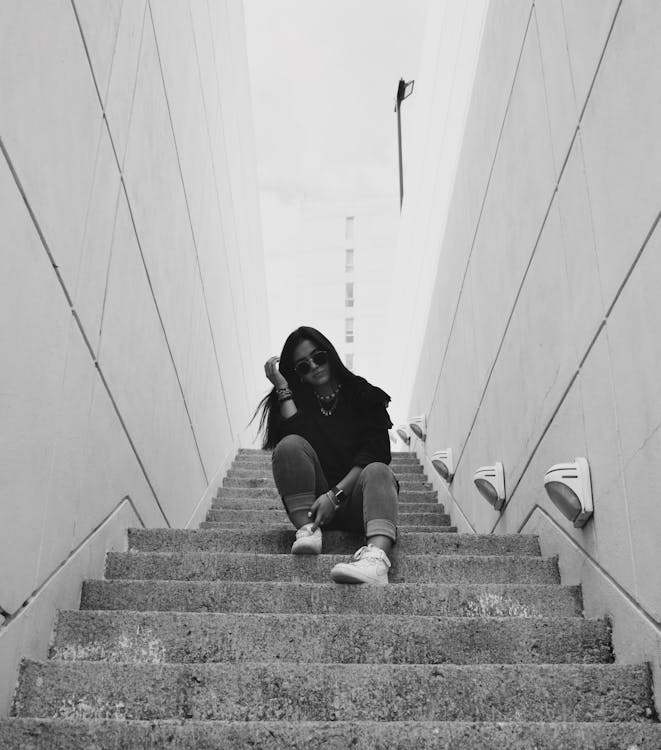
330;565;388;586
291;542;322;555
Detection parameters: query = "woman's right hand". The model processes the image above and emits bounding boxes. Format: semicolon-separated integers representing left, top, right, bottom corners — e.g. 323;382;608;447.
264;356;289;389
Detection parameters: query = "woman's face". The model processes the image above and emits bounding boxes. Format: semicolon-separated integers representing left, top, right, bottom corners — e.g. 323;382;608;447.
292;339;333;387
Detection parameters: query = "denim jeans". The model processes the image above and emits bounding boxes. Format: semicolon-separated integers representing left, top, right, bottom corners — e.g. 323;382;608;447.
271;434;398;543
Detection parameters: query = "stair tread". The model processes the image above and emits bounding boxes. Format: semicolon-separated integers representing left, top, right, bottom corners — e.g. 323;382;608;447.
128;528;540;556
52;610;612;665
81;579;583;617
3;718;661;750
106;550;559;585
9;448;656;740
199;522;458;533
14;660;654;723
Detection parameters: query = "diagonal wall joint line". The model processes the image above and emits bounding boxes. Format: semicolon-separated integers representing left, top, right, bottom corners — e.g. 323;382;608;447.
0;495;145;631
147;0;234;440
519;504;661;632
0;136;169;530
425;1;537;415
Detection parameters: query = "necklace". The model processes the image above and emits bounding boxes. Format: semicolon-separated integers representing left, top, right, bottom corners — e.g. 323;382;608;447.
314;384;341;416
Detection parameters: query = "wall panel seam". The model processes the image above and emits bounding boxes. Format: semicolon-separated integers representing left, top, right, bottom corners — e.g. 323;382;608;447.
429;0;631;488
69;0;104;110
423;0;623;422
574;0;624;123
147;0;235;443
424;2;536;416
223;0;260;403
453;185;557;476
116;176;209;486
0;495;144;628
0;137;170;528
205;0;254;412
470;198;661;529
519;505;661;631
189;0;251;424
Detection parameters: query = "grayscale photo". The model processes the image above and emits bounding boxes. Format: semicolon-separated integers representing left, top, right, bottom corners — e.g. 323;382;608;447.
1;1;659;747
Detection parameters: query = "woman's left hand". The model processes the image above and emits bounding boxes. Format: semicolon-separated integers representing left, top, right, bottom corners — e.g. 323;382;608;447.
308;492;336;532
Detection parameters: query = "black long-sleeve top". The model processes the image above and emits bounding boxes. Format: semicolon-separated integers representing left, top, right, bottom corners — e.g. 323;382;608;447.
279;377;393;487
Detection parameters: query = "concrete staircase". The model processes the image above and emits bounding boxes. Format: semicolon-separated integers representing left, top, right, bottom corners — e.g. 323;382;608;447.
2;449;659;748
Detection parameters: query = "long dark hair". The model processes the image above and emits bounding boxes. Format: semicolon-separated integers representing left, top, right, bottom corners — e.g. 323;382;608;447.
254;326;365;449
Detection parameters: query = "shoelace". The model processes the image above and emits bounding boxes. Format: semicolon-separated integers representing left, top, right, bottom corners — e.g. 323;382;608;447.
296;524;320;539
353;545;391;569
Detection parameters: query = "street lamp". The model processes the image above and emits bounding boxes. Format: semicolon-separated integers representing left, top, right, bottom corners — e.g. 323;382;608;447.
395;78;414;210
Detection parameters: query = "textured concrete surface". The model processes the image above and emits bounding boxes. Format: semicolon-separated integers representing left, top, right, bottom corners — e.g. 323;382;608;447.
204;509;453;526
51;611;612;664
216;487;439;502
13;661;655;722
127;528;541;556
212;499;443;513
3;718;661;749
199;521;459;533
222;476;433;490
227;468;426;482
7;450;658;743
105;551;560;584
81;580;582;617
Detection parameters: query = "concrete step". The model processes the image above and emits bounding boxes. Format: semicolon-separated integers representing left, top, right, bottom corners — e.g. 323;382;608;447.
81;580;583;617
212;495;442;509
229;469;429;482
128;528;541;556
204;509;452;526
233;461;424;471
222;476;433;490
232;457;423;469
51;611;613;665
211;499;443;514
200;521;458;533
3;718;661;749
216;487;439;502
105;551;559;584
238;449;417;458
13;661;655;722
227;461;424;481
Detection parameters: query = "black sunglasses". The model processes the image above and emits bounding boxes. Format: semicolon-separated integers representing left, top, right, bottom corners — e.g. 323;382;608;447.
294;350;329;376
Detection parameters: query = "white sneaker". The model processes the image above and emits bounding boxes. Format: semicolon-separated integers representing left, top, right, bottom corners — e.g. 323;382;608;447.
330;544;391;585
291;523;322;555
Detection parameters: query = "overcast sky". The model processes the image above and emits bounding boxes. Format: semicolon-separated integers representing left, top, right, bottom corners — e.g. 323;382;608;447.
243;0;430;202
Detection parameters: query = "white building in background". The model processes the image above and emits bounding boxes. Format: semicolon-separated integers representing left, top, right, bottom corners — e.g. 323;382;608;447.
262;193;400;391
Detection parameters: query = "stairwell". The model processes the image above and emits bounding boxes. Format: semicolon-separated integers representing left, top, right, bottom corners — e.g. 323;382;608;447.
1;449;659;748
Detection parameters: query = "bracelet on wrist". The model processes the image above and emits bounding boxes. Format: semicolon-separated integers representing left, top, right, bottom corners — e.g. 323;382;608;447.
276;386;293;402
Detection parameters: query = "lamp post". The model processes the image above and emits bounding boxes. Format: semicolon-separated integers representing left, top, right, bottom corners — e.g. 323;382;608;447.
395;78;414;210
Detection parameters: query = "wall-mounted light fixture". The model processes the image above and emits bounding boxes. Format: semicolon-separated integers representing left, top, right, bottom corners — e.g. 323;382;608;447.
408;415;426;441
431;449;454;482
544;457;593;528
395;425;411;445
473;462;506;511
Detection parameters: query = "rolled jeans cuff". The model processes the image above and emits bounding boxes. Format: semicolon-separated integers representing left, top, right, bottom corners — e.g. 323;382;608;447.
283;491;315;515
366;518;397;543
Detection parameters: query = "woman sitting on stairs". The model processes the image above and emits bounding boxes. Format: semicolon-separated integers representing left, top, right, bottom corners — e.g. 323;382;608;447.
254;326;399;586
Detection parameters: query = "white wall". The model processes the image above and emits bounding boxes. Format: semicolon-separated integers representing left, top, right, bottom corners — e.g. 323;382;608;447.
387;0;489;427
0;0;268;716
401;0;661;708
